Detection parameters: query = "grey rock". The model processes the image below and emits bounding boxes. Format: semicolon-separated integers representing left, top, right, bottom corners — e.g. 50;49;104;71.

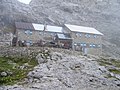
19;66;25;70
1;0;120;58
51;52;62;61
24;63;30;67
113;80;120;87
1;72;7;77
110;73;114;77
115;74;120;80
28;71;43;79
36;54;48;64
6;71;13;76
30;84;41;89
99;66;108;72
1;50;120;90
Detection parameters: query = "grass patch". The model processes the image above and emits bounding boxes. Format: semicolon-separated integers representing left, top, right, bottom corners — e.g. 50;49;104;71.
110;59;120;68
105;74;115;79
98;58;120;68
98;60;112;66
0;56;38;85
108;69;120;74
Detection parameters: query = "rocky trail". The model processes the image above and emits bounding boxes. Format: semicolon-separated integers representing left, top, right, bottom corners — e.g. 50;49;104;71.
1;49;120;90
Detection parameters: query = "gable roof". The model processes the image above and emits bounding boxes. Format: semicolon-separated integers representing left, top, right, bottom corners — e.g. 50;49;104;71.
46;25;63;33
32;23;44;31
15;22;63;33
57;33;72;40
65;24;103;35
15;22;34;30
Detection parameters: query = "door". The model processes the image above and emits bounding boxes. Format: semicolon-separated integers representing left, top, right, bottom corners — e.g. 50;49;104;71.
82;47;88;54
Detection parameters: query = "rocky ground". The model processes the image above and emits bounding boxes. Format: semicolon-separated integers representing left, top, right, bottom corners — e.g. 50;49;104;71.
1;0;120;58
1;49;120;90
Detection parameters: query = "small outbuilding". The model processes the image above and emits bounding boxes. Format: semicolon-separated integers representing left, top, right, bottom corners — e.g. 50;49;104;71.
55;33;72;49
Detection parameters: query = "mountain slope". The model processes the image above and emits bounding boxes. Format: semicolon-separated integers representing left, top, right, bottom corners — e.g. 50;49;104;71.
1;48;120;90
1;0;120;58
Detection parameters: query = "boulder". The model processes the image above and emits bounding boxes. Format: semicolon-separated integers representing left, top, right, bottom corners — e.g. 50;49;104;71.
115;74;120;80
99;66;108;72
6;71;13;76
36;54;48;64
51;52;62;61
110;73;114;77
19;66;25;70
28;71;43;79
1;72;7;77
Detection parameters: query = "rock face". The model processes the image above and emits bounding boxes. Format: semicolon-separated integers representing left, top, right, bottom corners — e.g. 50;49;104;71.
2;50;120;90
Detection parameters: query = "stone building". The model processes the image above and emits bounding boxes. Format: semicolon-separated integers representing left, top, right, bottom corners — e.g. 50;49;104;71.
15;22;103;55
64;24;103;55
15;22;63;46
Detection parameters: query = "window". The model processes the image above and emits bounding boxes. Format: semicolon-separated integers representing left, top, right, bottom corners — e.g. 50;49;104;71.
26;40;33;46
50;32;55;36
76;33;79;37
98;44;101;48
76;33;82;37
25;31;27;34
74;43;77;46
83;43;87;46
90;44;96;48
88;35;91;38
43;32;47;35
80;43;84;46
26;41;30;46
85;34;91;38
94;35;97;38
93;44;96;47
79;33;82;37
29;31;32;35
25;30;32;35
29;40;32;44
80;43;86;47
39;31;42;35
90;44;93;47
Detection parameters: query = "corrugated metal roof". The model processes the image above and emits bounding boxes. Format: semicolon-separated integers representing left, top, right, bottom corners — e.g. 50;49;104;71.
32;23;44;31
32;23;63;33
65;24;103;35
46;25;63;33
57;33;66;39
15;22;63;33
15;22;34;30
57;33;72;39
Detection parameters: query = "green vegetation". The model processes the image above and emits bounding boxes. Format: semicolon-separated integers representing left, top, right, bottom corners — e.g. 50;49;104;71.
98;58;120;68
98;60;112;66
0;56;38;85
98;57;120;79
108;69;120;74
105;74;115;79
110;59;120;68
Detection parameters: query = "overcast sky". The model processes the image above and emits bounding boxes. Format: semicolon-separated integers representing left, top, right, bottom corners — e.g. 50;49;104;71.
17;0;31;4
